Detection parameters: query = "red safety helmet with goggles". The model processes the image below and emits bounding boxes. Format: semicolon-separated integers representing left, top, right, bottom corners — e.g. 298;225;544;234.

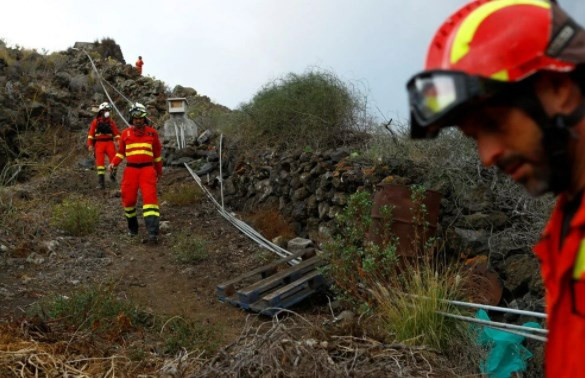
407;0;585;139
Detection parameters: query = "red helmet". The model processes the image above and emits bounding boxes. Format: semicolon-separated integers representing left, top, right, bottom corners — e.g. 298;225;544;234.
408;0;585;139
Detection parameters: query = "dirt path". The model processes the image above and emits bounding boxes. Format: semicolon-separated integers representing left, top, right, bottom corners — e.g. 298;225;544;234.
0;161;268;341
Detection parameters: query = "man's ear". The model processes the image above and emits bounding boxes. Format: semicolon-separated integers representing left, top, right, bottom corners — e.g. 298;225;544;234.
534;72;582;116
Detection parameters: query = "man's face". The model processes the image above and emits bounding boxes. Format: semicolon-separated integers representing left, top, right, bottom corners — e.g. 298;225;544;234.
133;117;145;126
458;106;550;196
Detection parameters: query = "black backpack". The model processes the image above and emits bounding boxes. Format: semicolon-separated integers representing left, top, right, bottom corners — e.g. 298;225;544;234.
96;119;112;134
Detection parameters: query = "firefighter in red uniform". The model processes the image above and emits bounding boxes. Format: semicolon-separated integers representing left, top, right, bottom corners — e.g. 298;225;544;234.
135;56;144;76
87;102;121;189
407;1;585;376
108;103;162;244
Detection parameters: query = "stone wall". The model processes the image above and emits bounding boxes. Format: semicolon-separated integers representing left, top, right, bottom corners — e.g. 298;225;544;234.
179;141;549;314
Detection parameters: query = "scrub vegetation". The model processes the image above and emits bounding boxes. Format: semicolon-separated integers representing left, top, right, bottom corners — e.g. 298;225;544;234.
51;196;100;236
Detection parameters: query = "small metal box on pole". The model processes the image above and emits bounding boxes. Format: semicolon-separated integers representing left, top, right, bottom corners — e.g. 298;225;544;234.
163;97;198;150
167;97;188;114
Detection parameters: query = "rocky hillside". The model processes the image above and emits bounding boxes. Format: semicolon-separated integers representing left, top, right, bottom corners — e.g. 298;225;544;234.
0;38;227;184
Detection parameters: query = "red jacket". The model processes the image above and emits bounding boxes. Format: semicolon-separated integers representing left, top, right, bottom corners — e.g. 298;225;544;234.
135;59;144;74
533;193;585;377
87;117;120;147
112;125;162;176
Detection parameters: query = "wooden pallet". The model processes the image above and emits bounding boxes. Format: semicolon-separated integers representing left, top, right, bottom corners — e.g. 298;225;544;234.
216;250;325;316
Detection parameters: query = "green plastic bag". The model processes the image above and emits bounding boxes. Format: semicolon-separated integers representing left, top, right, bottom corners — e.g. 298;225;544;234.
475;309;542;378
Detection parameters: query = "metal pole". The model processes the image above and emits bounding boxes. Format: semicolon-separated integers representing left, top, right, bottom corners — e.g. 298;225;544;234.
437;311;548;340
181;125;186;149
173;119;181;150
219;133;224;210
406;293;547;319
446;298;546;319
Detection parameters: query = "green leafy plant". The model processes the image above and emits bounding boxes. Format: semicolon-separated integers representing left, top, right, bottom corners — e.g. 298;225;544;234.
323;191;398;308
51;196;99;236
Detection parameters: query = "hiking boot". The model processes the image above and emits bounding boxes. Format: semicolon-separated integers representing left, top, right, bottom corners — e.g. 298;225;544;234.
97;175;105;190
127;217;139;236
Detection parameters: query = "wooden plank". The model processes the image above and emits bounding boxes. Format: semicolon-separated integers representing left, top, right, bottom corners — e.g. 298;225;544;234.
237;256;322;304
249;271;325;316
263;270;322;304
216;249;308;298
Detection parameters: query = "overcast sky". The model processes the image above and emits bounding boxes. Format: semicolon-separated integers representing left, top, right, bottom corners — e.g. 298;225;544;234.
1;1;584;122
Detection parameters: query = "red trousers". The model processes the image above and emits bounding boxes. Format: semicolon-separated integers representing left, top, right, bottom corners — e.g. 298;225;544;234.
121;166;159;213
94;141;116;175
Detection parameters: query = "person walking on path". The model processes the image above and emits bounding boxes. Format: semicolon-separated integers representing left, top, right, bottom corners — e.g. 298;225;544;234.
135;56;144;75
108;103;162;244
406;1;585;376
87;102;121;189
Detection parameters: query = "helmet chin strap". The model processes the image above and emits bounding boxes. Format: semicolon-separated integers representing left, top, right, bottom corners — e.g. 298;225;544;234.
517;91;585;194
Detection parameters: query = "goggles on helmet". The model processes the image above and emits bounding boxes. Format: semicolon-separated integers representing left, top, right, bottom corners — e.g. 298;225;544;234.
130;109;147;119
130;110;147;118
407;70;507;139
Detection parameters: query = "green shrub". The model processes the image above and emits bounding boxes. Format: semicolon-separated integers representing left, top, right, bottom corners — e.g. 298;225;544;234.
323;191;398;308
51;197;99;236
239;69;363;148
172;232;208;264
324;186;478;361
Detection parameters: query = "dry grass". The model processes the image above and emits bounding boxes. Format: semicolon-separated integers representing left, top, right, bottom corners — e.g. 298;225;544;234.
161;182;204;206
0;285;226;376
244;207;296;240
198;312;463;377
0;321;207;377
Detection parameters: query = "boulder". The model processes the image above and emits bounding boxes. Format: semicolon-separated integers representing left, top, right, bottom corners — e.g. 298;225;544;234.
287;237;313;252
503;254;541;296
452;228;489;254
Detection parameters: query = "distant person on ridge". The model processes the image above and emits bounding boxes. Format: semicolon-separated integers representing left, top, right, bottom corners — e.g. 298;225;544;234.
135;56;144;75
87;102;120;189
108;103;163;244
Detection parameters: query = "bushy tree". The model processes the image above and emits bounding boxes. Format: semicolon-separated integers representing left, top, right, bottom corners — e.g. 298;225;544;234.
240;69;363;148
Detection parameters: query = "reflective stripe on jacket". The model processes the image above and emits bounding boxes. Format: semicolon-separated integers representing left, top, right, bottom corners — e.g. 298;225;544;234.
112;126;162;176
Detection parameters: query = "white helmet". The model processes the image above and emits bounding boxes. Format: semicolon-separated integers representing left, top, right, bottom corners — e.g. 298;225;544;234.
129;102;148;118
98;102;112;112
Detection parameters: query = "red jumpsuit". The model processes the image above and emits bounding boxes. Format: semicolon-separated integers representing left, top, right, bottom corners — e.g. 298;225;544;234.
533;192;585;377
135;58;144;75
87;116;121;177
111;125;162;236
